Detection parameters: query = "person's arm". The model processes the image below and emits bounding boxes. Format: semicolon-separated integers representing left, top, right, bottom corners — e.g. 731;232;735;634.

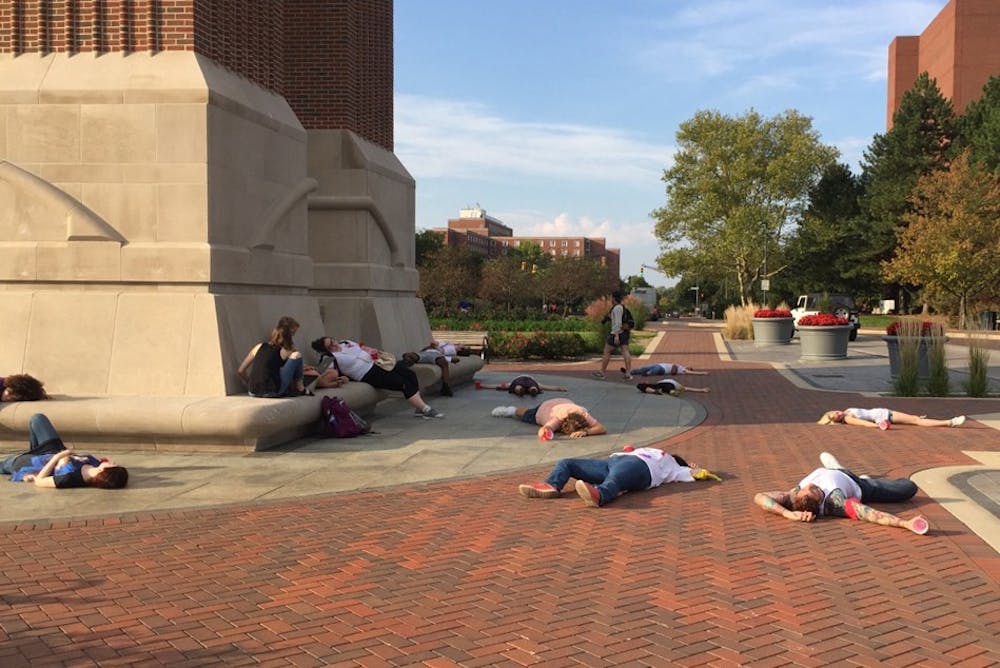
842;497;925;531
842;414;877;428
754;488;815;522
538;384;568;392
237;344;261;385
26;450;74;487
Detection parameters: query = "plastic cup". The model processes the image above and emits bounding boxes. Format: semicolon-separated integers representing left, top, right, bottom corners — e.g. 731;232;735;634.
878;420;890;431
474;380;482;390
541;428;554;441
623;445;635;452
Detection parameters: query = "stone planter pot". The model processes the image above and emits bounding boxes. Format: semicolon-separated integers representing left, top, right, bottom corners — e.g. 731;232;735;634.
882;335;948;378
752;317;794;345
798;325;851;360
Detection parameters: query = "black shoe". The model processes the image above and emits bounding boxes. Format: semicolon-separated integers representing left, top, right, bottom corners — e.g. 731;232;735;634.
440;384;453;397
637;383;649;393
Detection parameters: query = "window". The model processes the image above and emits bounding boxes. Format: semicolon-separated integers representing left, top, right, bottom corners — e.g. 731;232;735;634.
549;240;556;247
561;240;568;246
574;240;580;247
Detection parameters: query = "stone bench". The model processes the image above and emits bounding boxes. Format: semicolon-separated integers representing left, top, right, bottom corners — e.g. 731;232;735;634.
0;356;484;453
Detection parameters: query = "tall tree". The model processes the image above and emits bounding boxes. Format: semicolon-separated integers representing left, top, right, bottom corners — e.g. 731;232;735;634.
540;256;606;315
415;229;444;267
883;152;1000;328
957;75;1000;173
652;109;837;305
478;255;535;313
417;245;482;312
859;72;957;305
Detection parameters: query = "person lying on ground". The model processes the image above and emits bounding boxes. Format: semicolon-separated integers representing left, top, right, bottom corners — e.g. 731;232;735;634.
237;317;312;398
818;407;965;429
312;336;444;418
477;375;567;397
427;340;470;358
491;397;605;440
519;448;721;507
0;374;48;402
628;362;708;376
636;379;710;396
1;413;128;489
753;451;928;535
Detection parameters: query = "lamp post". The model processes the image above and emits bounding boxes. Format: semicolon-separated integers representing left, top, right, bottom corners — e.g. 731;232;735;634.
690;286;699;316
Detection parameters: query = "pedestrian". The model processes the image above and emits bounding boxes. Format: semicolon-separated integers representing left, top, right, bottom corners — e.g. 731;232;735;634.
491;397;605;440
593;291;632;380
818;408;965;430
753;451;928;534
519;447;721;507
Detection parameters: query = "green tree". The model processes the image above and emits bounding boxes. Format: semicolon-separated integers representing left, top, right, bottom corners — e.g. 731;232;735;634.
883;152;1000;328
653;109;837;305
478;255;535;313
540;256;606;315
860;73;957;310
417;245;482;312
625;274;651;291
958;75;1000;173
415;229;444;267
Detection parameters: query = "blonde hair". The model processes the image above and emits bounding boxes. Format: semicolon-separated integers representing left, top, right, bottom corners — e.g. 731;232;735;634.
817;411;837;425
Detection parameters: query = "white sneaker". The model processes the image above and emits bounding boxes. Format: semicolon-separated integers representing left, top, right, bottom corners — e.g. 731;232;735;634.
950;415;966;427
491;406;516;418
819;452;843;469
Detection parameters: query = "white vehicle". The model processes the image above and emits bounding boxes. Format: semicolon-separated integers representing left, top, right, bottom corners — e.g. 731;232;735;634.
791;293;860;341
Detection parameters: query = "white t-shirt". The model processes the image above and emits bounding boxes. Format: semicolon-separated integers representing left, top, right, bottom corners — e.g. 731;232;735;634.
610;448;695;489
846;407;890;424
332;340;375;380
797;468;863;515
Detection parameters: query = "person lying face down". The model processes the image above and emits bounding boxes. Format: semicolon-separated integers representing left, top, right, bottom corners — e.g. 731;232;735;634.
491;397;606;440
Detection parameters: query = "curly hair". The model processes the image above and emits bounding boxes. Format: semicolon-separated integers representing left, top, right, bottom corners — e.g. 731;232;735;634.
3;374;48;401
791;489;822;514
560;412;590;435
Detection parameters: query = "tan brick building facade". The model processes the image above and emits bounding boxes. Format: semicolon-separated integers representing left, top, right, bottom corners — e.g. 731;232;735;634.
887;0;1000;128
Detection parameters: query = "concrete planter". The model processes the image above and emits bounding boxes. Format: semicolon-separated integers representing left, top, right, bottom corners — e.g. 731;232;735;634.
882;335;947;378
798;325;851;360
752;317;794;345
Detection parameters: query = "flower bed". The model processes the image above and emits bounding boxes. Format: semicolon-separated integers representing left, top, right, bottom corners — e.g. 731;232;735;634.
885;320;942;337
798;314;849;327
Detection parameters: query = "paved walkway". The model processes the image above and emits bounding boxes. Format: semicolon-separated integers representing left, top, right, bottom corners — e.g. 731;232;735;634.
1;321;999;666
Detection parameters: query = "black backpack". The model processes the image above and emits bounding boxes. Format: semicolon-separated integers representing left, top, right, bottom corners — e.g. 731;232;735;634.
621;305;635;331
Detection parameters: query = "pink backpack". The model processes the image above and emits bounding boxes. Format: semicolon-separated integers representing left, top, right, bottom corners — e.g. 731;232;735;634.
318;396;371;438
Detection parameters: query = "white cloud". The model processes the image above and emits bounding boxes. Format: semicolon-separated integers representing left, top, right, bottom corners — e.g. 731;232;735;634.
395;94;675;183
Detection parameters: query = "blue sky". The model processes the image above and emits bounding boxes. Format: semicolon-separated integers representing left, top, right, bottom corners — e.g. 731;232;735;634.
394;0;946;287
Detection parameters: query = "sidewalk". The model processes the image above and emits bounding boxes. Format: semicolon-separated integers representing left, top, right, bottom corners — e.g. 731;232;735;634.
1;320;998;666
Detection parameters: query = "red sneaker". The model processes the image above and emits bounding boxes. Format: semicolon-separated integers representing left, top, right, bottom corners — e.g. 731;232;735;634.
519;482;560;499
575;480;602;507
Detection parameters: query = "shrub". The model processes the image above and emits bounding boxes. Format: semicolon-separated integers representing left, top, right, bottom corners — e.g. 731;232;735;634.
925;333;950;397
489;331;587;359
965;339;992;397
893;332;921;396
722;303;756;340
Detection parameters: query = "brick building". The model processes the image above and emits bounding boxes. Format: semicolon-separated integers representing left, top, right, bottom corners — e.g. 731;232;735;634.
887;0;1000;128
436;208;621;287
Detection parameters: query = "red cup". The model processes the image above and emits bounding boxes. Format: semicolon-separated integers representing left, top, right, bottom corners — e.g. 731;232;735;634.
540;428;554;441
474;380;482;390
623;445;635;452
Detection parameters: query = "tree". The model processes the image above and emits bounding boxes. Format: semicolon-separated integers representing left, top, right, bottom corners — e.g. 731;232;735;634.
417;245;482;312
653;109;837;305
478;255;535;313
958;75;1000;173
540;256;606;315
625;274;651;291
415;229;444;267
883;152;1000;328
860;73;957;311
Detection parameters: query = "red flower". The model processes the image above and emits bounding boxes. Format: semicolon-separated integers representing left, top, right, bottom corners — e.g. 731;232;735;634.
754;308;792;318
798;314;849;327
885;320;939;336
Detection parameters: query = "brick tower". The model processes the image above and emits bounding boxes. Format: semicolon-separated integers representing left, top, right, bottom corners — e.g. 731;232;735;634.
0;1;427;398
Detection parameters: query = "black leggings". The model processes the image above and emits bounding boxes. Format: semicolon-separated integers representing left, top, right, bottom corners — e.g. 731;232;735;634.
361;363;420;399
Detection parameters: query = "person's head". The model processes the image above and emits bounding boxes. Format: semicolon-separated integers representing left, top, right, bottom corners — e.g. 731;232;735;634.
817;410;845;425
311;336;337;355
791;484;824;514
273;316;299;350
1;374;48;402
611;290;623;303
560;412;590;435
83;461;129;489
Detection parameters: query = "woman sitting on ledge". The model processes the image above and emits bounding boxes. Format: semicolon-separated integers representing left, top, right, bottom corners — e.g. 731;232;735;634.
1;413;128;489
818;408;965;429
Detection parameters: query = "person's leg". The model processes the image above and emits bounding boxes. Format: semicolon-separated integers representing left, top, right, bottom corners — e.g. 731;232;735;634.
544;458;610;491
631;365;657;376
2;413;66;474
596;341;613;376
620;334;632;377
598;455;652;501
436;357;452;396
890;410;960;428
278;354;304;395
841;469;918;503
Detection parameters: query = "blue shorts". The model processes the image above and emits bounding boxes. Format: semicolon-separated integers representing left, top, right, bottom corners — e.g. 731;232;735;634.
521;406;540;424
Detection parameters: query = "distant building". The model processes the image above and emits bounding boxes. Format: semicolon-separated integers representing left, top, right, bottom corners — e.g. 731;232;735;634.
887;0;1000;128
434;207;621;287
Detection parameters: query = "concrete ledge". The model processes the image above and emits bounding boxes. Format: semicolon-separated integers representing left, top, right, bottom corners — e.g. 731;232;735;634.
0;357;484;453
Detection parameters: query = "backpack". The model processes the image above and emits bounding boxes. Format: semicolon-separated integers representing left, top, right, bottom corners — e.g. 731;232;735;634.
318;396;371;438
608;303;635;331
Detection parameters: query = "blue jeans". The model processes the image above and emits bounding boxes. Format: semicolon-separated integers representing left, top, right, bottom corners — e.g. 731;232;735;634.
841;468;917;503
278;356;303;396
545;455;652;506
1;413;65;474
632;364;666;376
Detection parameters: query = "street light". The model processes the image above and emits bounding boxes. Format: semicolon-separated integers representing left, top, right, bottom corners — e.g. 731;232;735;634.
690;286;699;316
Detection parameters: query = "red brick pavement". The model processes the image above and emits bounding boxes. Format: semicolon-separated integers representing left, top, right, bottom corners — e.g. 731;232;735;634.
2;324;999;666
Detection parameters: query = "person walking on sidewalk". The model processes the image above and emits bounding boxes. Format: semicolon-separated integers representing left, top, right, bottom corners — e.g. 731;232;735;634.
593;291;632;380
818;407;965;430
491;397;606;440
753;451;929;534
519;448;721;507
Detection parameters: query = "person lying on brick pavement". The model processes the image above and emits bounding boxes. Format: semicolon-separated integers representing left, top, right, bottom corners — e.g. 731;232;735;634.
491;397;605;440
629;362;709;376
519;447;721;507
636;378;710;396
818;407;965;430
753;451;928;535
1;413;128;489
477;375;567;397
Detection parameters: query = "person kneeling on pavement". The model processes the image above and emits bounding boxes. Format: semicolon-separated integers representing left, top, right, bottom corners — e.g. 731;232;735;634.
519;447;721;507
